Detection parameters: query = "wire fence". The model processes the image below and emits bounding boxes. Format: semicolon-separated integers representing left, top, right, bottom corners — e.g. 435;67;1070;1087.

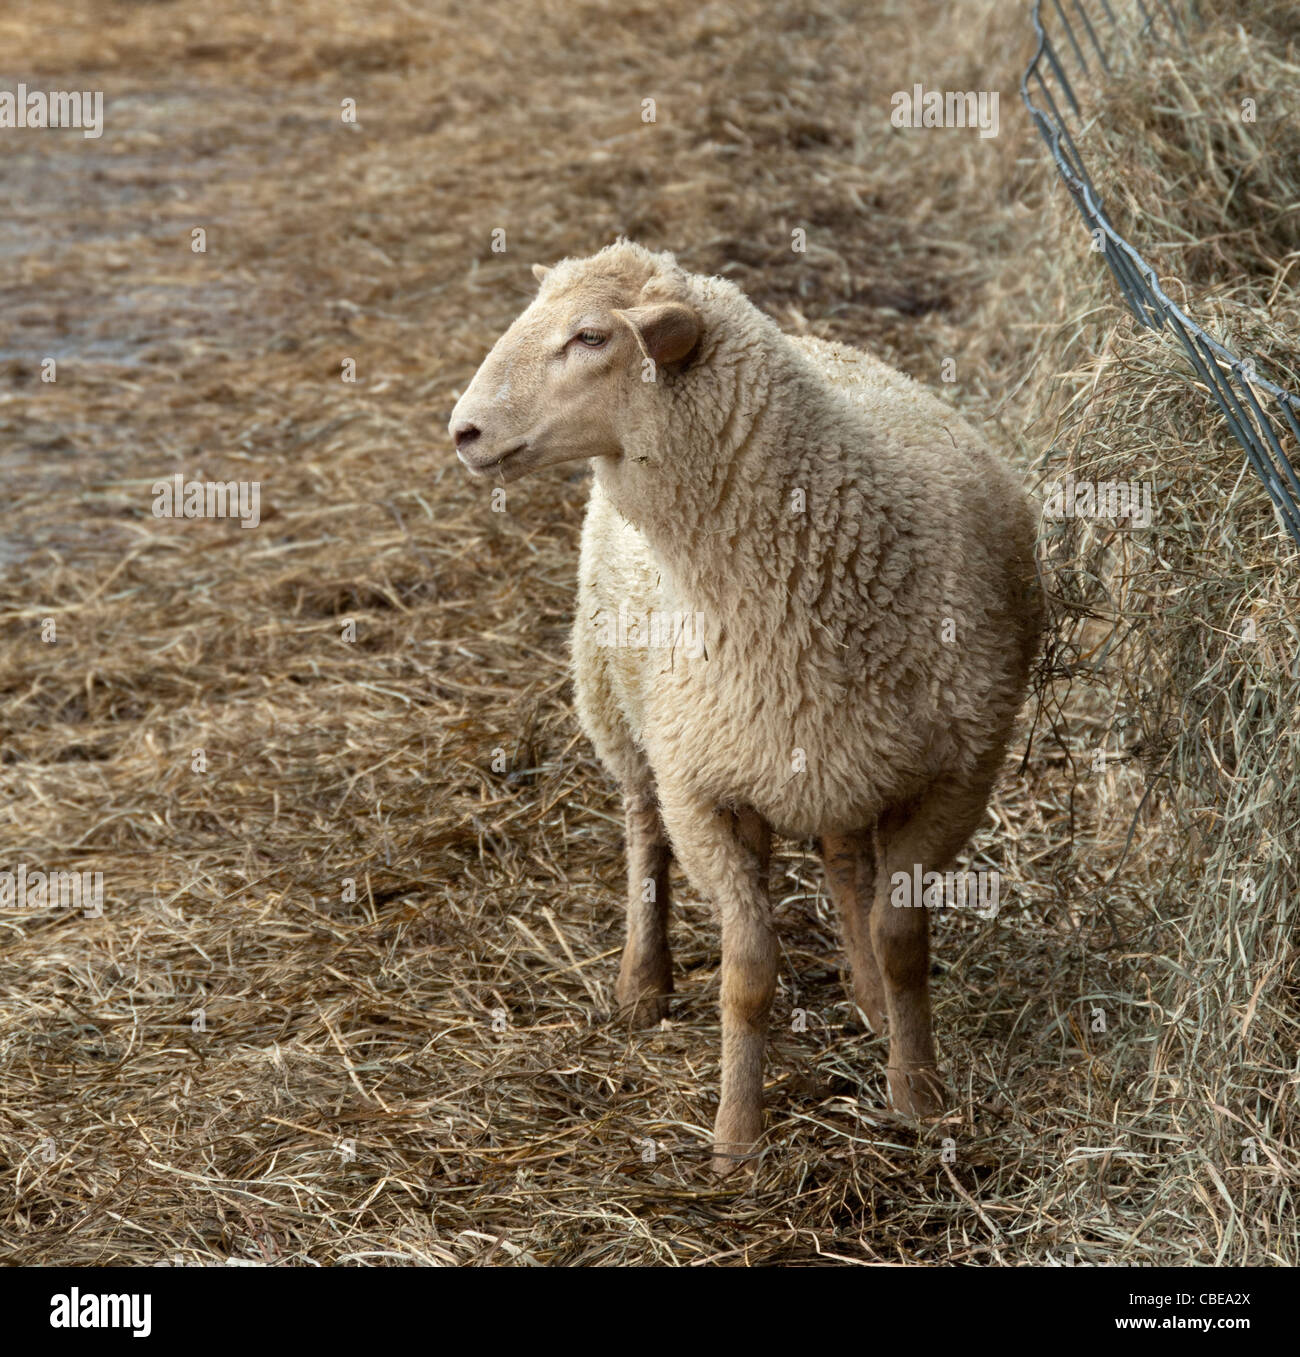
1021;0;1300;550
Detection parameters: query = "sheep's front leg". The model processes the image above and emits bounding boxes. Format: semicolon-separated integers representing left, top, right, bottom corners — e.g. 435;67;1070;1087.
715;806;775;1174
658;793;774;1174
614;787;674;1024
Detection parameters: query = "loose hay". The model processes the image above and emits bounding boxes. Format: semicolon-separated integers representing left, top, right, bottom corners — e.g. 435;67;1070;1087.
0;0;1294;1265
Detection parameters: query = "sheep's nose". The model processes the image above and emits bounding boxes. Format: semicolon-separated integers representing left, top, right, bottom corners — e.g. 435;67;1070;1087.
452;421;481;452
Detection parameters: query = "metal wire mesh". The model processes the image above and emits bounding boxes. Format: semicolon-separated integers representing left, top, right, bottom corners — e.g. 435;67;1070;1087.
1021;0;1300;550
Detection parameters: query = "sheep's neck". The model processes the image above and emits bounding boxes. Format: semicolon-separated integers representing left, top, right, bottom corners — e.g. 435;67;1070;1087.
606;342;841;629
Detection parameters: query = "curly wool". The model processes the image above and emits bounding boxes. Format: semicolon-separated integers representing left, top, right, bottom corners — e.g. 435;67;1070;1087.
569;241;1042;842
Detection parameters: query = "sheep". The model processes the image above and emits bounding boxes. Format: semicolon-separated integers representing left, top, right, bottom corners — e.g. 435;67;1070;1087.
450;240;1043;1173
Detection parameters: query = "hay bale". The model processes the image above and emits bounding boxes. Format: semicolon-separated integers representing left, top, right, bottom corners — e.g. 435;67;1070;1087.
1025;3;1300;1262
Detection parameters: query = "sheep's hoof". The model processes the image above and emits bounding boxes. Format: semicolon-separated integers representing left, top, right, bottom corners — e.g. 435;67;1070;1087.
712;1107;762;1176
711;1143;759;1178
887;1064;947;1119
615;974;672;1026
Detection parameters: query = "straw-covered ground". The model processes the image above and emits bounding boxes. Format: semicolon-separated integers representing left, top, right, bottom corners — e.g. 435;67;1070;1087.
1;0;1295;1265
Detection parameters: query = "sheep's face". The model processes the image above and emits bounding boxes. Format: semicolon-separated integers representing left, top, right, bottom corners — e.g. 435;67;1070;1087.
450;262;699;484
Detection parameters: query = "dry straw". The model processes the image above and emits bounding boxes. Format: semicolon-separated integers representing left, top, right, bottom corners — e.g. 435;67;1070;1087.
0;0;1294;1264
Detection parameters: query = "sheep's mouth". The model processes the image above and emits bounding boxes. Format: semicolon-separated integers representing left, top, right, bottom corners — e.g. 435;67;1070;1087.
460;441;530;477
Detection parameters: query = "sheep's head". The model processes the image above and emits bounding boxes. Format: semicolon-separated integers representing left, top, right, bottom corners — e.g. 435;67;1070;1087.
449;245;700;483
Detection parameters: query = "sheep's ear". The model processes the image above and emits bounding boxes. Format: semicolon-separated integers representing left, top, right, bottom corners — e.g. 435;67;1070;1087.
612;302;700;366
531;263;551;284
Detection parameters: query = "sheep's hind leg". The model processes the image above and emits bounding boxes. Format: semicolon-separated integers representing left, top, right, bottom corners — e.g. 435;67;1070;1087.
614;785;674;1025
821;830;886;1033
871;783;993;1119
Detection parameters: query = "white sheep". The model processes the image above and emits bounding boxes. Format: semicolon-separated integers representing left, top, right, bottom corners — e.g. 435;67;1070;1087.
451;241;1042;1173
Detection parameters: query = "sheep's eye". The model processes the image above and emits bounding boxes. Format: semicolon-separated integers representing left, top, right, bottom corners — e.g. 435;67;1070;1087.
575;330;607;348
